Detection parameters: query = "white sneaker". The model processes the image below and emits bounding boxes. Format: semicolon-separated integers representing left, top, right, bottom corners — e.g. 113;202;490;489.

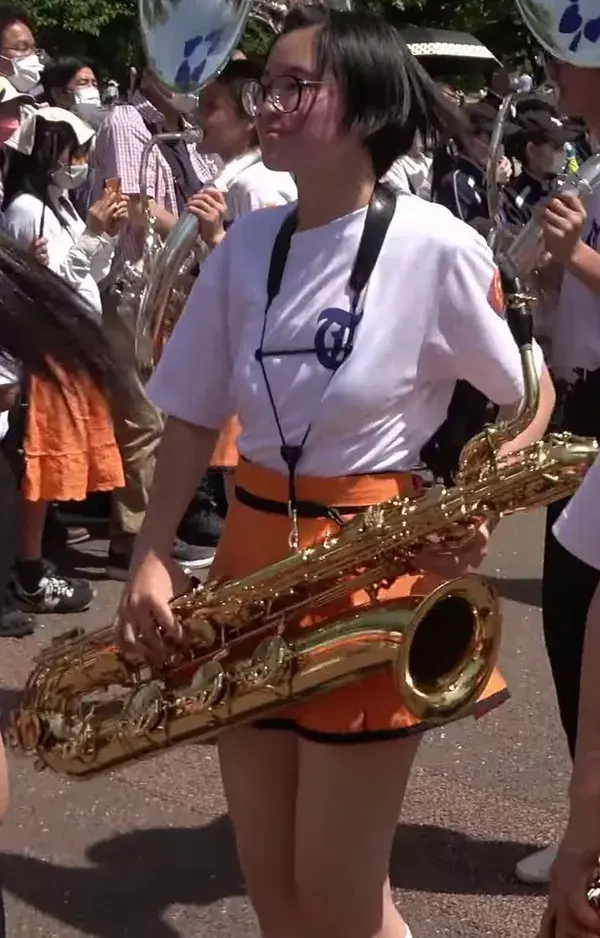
515;845;558;884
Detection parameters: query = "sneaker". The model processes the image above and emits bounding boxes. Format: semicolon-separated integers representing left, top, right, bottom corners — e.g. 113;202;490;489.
0;604;35;637
13;563;94;614
515;845;558;884
171;538;215;571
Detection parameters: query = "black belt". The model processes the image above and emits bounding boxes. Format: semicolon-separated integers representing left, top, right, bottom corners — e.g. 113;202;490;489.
234;485;370;524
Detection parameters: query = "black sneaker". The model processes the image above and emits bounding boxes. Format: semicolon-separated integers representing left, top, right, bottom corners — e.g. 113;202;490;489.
13;562;94;614
171;538;215;571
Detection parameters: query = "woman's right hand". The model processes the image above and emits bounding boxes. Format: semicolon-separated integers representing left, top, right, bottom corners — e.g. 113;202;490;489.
114;550;191;664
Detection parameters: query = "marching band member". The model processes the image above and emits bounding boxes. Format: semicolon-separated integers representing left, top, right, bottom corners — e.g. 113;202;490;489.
509;2;600;930
117;9;554;938
185;56;297;503
508;0;600;892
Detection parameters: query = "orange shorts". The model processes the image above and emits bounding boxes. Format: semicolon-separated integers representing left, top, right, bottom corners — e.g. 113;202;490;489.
210;458;509;742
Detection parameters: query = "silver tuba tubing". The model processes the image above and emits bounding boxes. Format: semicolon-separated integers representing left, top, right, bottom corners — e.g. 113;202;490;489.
134;149;263;373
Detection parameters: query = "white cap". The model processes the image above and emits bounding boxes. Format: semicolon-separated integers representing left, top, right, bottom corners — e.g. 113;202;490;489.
516;0;600;67
4;105;95;155
0;76;34;108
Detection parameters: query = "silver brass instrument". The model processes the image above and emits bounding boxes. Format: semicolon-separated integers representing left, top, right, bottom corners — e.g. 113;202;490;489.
126;0;297;377
8;1;599;780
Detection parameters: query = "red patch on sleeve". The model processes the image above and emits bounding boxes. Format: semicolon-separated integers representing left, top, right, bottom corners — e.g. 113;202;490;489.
487;268;505;316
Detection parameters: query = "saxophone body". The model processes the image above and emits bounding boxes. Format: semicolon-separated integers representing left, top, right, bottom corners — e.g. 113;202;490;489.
9;429;597;778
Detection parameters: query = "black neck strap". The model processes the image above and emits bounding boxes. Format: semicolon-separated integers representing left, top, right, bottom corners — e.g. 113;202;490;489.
254;182;397;549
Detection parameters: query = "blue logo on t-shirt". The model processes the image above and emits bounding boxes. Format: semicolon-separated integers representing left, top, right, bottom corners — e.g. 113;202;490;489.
314;307;362;372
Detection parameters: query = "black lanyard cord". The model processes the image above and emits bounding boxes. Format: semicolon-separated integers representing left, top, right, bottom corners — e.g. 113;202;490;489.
255;183;397;549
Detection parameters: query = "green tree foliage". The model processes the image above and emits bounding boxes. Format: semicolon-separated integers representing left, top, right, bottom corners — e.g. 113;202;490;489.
23;0;534;80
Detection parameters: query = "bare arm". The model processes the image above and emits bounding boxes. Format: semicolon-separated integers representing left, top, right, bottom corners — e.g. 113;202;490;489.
130;416;218;573
565;241;600;295
127;195;179;239
497;362;556;457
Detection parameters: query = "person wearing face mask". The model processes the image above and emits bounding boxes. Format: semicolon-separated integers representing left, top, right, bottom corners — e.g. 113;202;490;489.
0;4;44;97
40;56;101;110
40;59;107;221
0;107;127;614
503;107;578;228
92;63;223;581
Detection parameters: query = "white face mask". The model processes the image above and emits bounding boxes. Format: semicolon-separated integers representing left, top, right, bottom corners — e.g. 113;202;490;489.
171;92;198;115
74;86;101;106
52;162;89;190
8;52;43;93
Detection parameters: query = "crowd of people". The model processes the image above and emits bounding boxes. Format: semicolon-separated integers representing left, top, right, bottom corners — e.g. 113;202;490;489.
0;0;599;935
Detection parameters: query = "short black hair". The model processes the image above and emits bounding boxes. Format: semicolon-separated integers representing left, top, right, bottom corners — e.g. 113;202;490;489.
41;57;95;102
279;5;464;177
215;58;263;116
0;4;32;43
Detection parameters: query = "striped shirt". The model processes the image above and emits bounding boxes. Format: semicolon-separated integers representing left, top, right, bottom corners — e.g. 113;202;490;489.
91;93;220;266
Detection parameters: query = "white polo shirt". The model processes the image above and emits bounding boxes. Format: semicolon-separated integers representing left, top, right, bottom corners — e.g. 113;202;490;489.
226;160;297;222
148;195;544;477
550;188;600;378
554;456;600;571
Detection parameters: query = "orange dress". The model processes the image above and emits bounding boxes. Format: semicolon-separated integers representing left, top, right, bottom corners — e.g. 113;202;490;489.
22;369;124;503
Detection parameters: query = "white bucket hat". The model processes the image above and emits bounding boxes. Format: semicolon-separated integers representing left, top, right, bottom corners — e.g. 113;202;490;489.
4;105;95;155
515;0;600;67
0;76;35;109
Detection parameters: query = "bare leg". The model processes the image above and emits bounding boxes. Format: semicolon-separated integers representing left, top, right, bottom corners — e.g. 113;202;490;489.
218;726;302;938
17;497;47;561
294;734;421;938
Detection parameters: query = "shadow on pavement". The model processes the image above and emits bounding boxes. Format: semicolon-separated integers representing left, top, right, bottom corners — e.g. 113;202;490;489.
391;823;546;896
0;818;544;937
485;575;542;609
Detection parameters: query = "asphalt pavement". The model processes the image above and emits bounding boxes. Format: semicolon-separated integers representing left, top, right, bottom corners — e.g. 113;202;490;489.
0;509;568;937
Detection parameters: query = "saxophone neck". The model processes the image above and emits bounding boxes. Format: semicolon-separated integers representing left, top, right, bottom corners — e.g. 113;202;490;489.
458;273;539;475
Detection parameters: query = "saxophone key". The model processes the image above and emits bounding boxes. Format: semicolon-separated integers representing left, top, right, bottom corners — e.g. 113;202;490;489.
236;636;292;690
122;681;166;735
176;660;227;714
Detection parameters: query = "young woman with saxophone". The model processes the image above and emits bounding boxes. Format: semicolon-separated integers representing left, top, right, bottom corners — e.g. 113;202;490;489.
116;9;555;938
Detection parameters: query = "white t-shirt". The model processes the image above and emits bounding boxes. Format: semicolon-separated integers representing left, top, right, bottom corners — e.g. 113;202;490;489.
554;456;600;570
148;195;544;477
549;189;600;378
0;355;19;443
226;160;297;222
4;189;116;320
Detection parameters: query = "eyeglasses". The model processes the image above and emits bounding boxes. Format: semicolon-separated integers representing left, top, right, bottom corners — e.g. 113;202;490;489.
242;75;328;117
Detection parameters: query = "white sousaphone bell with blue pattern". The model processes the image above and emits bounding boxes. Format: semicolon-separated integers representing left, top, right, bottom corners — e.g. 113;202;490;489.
134;0;350;376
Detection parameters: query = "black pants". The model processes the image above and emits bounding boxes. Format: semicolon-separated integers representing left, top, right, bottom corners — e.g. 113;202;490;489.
0;447;18;612
542;376;600;758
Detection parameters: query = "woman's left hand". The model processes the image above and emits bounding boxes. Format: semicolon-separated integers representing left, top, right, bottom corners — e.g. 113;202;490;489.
541;193;587;265
412;520;492;578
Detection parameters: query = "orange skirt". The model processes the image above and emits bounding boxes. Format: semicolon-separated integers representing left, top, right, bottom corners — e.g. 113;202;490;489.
211;458;508;741
23;371;125;503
